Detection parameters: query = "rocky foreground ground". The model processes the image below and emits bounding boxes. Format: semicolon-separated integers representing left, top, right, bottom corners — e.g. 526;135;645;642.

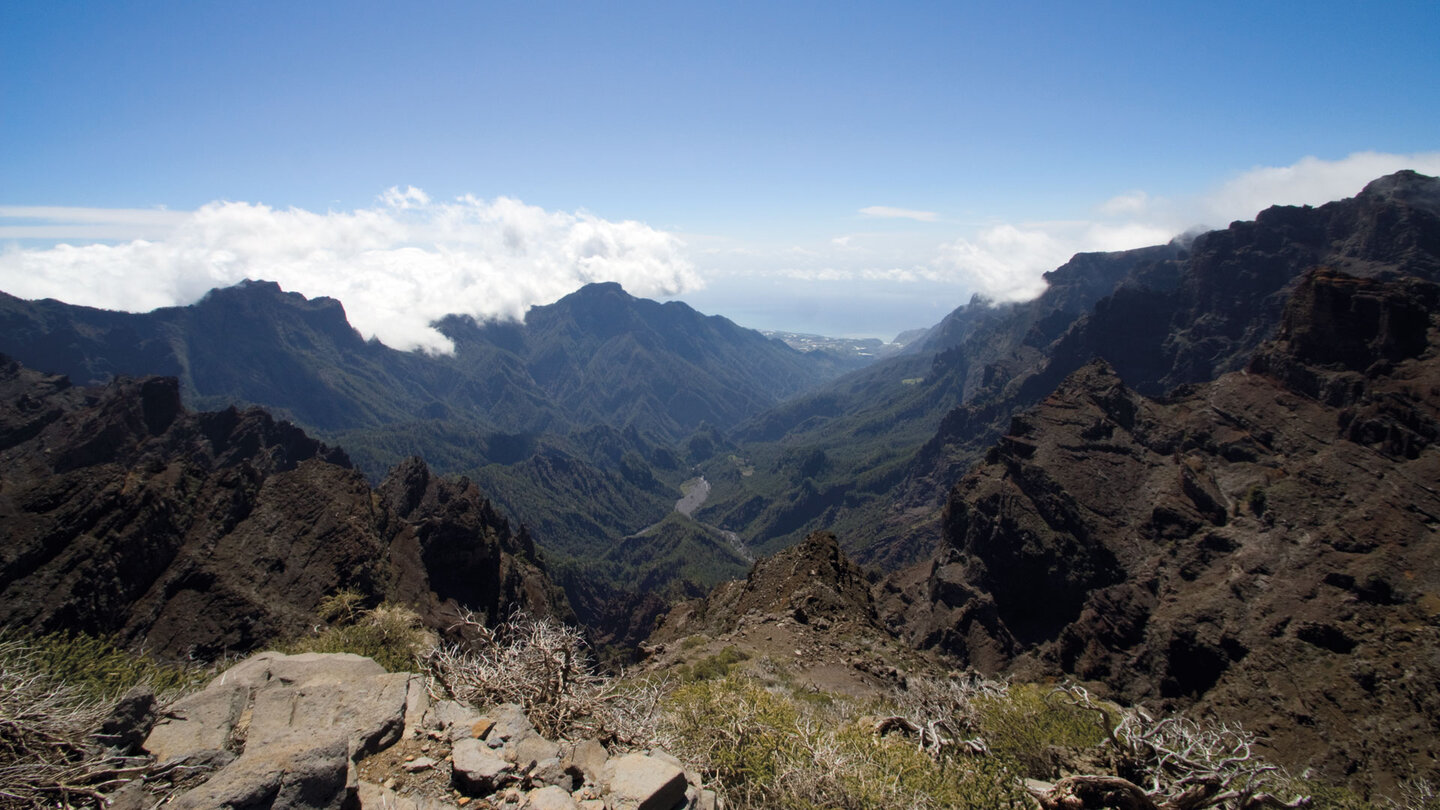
109;651;712;810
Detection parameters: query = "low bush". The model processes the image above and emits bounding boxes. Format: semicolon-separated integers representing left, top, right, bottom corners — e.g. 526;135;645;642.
0;636;157;808
660;672;1030;809
975;682;1109;776
284;600;433;672
676;645;749;682
2;630;207;702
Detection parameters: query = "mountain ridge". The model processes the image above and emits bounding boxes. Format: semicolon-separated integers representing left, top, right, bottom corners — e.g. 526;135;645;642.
696;170;1440;572
0;355;566;658
878;266;1440;793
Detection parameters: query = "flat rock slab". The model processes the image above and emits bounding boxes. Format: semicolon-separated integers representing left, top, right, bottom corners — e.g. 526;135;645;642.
603;753;687;810
146;651;414;762
167;735;350;810
219;651;386;688
143;652;420;809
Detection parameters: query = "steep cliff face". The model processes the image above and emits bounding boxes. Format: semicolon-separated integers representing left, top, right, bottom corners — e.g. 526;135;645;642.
878;268;1440;793
879;170;1440;569
0;358;564;659
378;455;565;629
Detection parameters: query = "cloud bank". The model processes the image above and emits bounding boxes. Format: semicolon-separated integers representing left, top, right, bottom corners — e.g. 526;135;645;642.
829;151;1440;305
4;152;1437;346
0;191;700;353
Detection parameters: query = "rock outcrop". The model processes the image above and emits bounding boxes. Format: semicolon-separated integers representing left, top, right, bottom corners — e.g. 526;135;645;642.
656;531;878;638
875;170;1440;567
650;531;943;697
0;360;565;659
111;651;715;810
137;652;416;809
880;268;1440;794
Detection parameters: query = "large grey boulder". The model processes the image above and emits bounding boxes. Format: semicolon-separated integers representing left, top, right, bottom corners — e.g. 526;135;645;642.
566;738;609;786
603;753;688;810
143;651;419;809
452;737;516;794
167;735;351;810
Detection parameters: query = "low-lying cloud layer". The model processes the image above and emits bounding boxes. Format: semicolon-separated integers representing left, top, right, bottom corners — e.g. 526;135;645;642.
0;191;699;353
811;151;1440;306
4;153;1438;345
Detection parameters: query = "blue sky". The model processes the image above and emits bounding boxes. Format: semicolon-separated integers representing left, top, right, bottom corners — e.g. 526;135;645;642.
3;1;1439;348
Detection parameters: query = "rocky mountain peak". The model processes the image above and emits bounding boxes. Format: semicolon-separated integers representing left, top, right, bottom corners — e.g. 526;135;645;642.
0;360;565;658
881;266;1440;793
1269;267;1434;370
1359;168;1440;213
655;531;877;638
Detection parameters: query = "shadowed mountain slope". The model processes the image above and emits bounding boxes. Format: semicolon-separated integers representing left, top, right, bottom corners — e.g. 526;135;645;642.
0;280;845;464
700;171;1440;571
0;279;860;582
879;268;1440;794
0;357;565;659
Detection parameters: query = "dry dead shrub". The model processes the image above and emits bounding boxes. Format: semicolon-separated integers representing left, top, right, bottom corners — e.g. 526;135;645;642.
425;610;617;739
1029;686;1312;810
0;638;146;809
1389;778;1438;810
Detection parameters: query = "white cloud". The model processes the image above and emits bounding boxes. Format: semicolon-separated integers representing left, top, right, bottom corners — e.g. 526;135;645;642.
929;151;1440;304
682;153;1440;337
1097;190;1150;217
859;205;938;222
380;185;430;209
932;225;1065;302
1200;151;1440;226
0;192;700;354
0;205;189;241
4;153;1434;347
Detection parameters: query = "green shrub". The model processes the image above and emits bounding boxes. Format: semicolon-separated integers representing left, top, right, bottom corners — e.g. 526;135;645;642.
667;675;804;794
0;630;208;702
284;602;432;672
976;682;1109;777
676;645;750;682
661;673;1030;809
315;587;368;625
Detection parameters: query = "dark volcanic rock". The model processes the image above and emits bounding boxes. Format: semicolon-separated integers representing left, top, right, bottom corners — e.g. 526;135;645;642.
880;268;1440;794
379;455;566;630
878;172;1440;569
0;278;845;450
654;530;881;641
0;359;564;659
